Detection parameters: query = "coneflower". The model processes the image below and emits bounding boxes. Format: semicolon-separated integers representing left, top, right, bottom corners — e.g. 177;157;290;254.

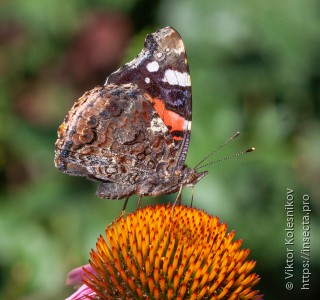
66;204;263;300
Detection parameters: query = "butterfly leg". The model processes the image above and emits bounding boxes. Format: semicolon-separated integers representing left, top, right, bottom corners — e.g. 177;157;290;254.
113;198;129;222
190;187;195;207
121;196;130;213
137;195;143;210
172;185;183;207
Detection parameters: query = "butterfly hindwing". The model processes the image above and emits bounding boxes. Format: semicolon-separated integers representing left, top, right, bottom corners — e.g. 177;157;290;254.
55;83;181;195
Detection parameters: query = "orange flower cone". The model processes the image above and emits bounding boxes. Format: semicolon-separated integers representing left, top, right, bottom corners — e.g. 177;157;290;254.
67;204;263;300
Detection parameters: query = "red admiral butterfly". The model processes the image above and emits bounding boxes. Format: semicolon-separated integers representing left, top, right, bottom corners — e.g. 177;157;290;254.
55;26;207;206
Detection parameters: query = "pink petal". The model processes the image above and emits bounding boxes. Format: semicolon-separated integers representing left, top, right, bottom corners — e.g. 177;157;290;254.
65;284;96;300
66;264;94;286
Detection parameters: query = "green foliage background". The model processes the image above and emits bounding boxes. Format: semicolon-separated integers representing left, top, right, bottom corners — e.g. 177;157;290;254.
1;0;319;299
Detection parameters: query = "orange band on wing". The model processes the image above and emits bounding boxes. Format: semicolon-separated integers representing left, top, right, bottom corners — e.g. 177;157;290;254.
145;94;185;140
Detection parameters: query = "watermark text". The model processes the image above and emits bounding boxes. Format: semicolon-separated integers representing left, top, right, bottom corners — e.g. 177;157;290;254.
284;189;311;292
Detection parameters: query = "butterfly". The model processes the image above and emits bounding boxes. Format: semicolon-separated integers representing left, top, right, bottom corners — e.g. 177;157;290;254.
55;26;207;208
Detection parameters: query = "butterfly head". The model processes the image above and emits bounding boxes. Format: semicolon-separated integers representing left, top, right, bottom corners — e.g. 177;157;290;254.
180;166;208;188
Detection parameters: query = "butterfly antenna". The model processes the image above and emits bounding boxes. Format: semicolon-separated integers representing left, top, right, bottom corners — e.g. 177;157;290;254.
194;131;241;169
196;147;255;170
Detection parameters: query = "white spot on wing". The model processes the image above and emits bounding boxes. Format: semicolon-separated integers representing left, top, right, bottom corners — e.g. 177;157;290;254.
186;120;192;131
146;61;160;72
150;117;167;134
162;69;191;87
145;77;150;84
